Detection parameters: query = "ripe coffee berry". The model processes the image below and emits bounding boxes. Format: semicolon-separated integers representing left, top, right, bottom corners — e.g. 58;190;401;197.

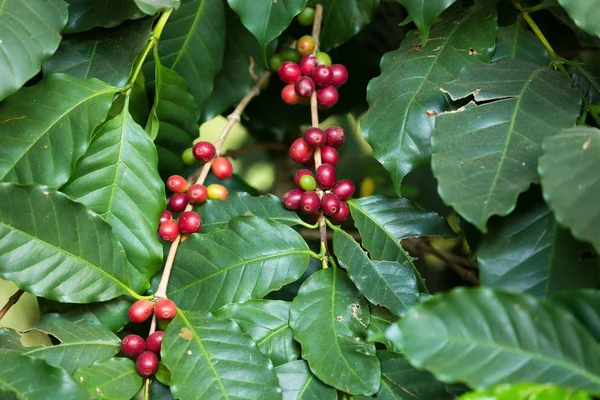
187;184;208;204
312;65;332;87
333;179;355;201
320;146;339;165
294;169;314;188
321;193;341;216
281;84;301;105
207;184;229;200
159;219;179;242
317;86;339;108
128;300;154;323
330;64;349;87
121;334;146;359
324;126;345;148
278;61;301;84
330;201;350;223
289;138;314;164
159;210;172;225
178;211;201;234
295;76;315;98
146;331;164;354
299;174;317;191
303;127;326;148
211;157;233;180
300;191;321;214
136;351;159;378
192;141;216;162
316;163;337;189
316;51;332;66
300;54;317;75
283;189;304;210
296;35;316;55
168;193;188;212
166;175;188;193
155;299;177;320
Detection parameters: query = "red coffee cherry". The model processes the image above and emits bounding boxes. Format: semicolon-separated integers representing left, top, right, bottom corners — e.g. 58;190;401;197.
324;126;345;148
296;35;316;56
136;351;159;378
316;163;337;189
289;138;314;164
295;76;315;98
321;193;341;216
333;179;355;201
154;299;177;320
168;193;188;212
330;201;349;223
146;331;164;354
283;189;304;210
207;184;229;200
330;64;349;87
278;61;302;84
192;141;216;162
178;211;201;234
166;175;188;193
158;219;179;242
281;84;301;105
312;65;332;87
300;54;317;75
317;86;339;108
187;184;208;204
303;127;326;148
294;169;315;188
320;146;339;165
300;191;321;214
211;157;233;180
121;334;146;359
128;300;154;323
159;210;172;225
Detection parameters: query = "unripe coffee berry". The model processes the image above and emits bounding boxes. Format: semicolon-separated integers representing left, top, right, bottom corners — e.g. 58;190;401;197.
211;157;233;180
146;331;164;354
283;189;304;210
294;169;314;188
289;138;314;164
312;65;332;87
299;174;317;191
280;48;301;63
317;86;339;108
166;175;188;193
330;201;350;223
316;163;337;189
192;141;216;162
181;147;198;166
121;334;146;359
187;184;208;204
178;211;201;234
320;146;339;165
159;210;172;225
300;54;317;75
207;184;229;200
269;53;284;72
303;127;326;148
300;191;321;214
168;193;188;212
296;35;316;56
128;300;154;323
159;219;179;242
136;351;159;378
330;64;349;87
295;76;315;98
316;52;332;66
324;126;345;148
297;7;315;26
281;84;301;105
333;179;355;200
321;193;341;216
155;299;177;320
278;61;302;84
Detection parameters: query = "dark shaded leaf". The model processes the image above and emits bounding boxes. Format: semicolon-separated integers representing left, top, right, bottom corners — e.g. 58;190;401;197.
64;0;146;33
395;0;457;45
134;0;180;14
551;290;600;343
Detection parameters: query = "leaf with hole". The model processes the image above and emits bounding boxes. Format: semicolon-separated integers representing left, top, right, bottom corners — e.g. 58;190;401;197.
275;360;337;400
74;357;143;400
491;23;549;65
0;327;25;355
395;0;457;46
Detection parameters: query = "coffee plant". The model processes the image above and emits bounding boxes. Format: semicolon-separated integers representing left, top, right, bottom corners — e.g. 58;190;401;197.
1;0;600;398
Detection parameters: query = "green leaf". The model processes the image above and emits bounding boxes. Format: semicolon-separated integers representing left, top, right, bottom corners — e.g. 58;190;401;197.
43;18;153;87
39;297;133;332
365;305;399;352
227;0;306;61
386;287;600;392
571;62;600;105
459;383;593;400
0;74;117;189
289;268;380;395
348;196;456;291
539;126;600;253
62;108;165;289
491;23;549;65
152;0;226;109
0;327;25;355
333;229;419;317
0;184;138;302
215;300;300;367
134;0;180;14
478;197;597;297
74;358;143;400
0;0;68;101
356;351;455;400
162;310;282;399
168;216;311;311
557;0;600;39
197;193;303;233
0;354;90;400
432;61;581;232
64;0;146;33
395;0;457;46
275;360;337;400
551;290;600;343
360;1;497;195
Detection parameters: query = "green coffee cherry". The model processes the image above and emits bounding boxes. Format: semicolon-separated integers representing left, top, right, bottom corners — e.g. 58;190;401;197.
299;174;317;191
181;147;198;166
316;52;332;66
297;7;315;26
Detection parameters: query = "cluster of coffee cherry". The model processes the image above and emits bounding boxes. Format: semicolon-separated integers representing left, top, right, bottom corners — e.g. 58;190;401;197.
158;141;232;242
120;298;177;377
283;126;355;222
